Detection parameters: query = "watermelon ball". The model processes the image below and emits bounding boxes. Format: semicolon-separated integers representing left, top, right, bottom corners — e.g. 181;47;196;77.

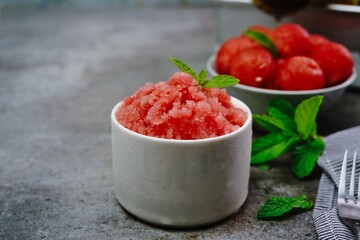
311;42;354;86
216;33;266;75
309;34;330;50
229;48;276;88
273;23;311;58
216;37;242;74
276;56;325;90
237;34;262;52
246;25;273;38
263;62;279;90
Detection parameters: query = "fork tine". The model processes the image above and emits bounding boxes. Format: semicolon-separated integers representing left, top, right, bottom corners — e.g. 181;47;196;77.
350;151;357;201
355;151;360;201
339;150;348;199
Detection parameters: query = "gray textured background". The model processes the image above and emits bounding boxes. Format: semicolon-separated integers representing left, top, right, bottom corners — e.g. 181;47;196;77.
1;0;212;8
1;3;360;240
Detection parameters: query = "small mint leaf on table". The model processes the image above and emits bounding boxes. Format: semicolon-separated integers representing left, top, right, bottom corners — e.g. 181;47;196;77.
203;75;239;89
244;29;278;58
292;136;325;179
257;195;313;220
295;96;323;140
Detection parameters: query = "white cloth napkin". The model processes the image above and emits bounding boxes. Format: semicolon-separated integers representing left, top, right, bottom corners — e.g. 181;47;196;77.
313;126;360;240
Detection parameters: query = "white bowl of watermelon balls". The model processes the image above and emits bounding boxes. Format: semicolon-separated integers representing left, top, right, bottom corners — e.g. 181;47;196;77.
207;23;357;114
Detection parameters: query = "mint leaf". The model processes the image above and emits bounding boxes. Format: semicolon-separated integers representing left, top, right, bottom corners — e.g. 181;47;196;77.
253;114;294;133
169;57;199;81
244;29;278;58
203;75;239;89
198;69;207;85
292;136;325;179
253;99;296;133
257;195;313;220
252;132;286;155
268;99;295;118
169;57;239;89
252;133;299;164
294;96;323;140
268;99;296;132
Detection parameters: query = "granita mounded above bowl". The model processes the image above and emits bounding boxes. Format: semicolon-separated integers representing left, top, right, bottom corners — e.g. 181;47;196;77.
115;59;247;140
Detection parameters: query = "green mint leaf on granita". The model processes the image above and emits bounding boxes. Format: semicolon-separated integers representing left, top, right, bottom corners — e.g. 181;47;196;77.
198;69;207;85
203;75;239;89
244;29;278;58
169;57;239;88
169;57;199;81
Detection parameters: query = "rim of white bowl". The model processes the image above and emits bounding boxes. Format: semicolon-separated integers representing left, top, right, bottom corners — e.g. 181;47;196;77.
206;54;357;96
111;96;252;144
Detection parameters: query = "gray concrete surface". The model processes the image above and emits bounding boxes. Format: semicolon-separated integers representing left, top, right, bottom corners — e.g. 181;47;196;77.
1;5;360;240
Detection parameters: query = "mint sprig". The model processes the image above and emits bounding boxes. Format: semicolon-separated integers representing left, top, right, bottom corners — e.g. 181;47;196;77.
257;195;313;220
244;29;278;58
169;57;239;88
251;96;325;179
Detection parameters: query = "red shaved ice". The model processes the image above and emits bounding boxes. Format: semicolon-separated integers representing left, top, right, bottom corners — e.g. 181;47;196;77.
116;72;247;140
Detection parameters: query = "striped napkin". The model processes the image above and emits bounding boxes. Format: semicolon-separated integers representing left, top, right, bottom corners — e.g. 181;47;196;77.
313;126;360;240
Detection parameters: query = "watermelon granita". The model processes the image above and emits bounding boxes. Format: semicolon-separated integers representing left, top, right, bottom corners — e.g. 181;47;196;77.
115;71;247;140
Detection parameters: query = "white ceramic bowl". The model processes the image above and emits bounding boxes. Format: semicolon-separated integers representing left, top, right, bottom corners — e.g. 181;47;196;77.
206;54;357;115
111;97;252;228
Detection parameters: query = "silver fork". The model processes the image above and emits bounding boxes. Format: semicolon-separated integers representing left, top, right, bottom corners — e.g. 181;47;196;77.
338;150;360;239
